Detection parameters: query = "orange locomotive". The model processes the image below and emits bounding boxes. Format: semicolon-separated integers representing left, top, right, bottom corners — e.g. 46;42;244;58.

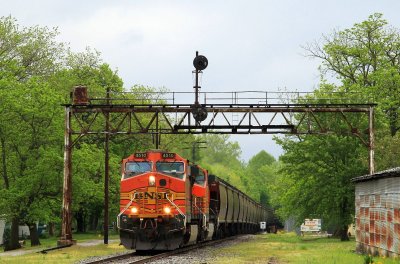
118;150;271;250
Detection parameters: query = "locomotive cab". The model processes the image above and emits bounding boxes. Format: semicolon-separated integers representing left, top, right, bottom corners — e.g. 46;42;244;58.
185;165;213;244
117;150;270;251
118;151;188;250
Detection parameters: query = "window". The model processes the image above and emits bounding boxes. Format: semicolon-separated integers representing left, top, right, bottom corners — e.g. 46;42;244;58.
195;169;205;186
156;162;184;179
124;161;152;179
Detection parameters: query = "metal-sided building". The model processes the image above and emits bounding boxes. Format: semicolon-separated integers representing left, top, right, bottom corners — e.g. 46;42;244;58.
352;167;400;257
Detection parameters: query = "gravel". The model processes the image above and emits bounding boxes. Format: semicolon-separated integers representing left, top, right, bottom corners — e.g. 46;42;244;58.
77;234;257;264
75;251;133;264
148;234;256;264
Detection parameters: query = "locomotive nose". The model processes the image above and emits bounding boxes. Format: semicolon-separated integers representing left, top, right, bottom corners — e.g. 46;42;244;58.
147;173;169;188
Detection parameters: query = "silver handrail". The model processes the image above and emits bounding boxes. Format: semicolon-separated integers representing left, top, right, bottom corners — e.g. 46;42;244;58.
165;193;186;229
117;193;136;230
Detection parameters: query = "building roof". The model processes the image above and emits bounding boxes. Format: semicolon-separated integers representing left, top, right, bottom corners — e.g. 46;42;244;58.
351;167;400;183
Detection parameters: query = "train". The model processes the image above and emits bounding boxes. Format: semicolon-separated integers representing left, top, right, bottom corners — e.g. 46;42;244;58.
117;150;276;250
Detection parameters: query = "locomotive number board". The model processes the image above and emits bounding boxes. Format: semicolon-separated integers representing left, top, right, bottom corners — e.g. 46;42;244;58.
162;153;175;159
134;153;147;158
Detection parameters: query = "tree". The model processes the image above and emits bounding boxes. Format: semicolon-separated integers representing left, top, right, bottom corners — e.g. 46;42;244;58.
303;13;400;137
245;150;276;204
0;79;64;247
273;14;400;240
0;16;66;249
272;83;372;241
274;134;367;241
197;135;246;191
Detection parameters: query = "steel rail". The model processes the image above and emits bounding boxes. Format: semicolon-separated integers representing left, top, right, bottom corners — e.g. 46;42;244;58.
84;252;138;264
85;235;239;264
128;235;239;264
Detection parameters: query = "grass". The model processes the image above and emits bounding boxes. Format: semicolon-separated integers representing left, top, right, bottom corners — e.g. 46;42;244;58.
1;232;120;251
0;232;128;264
2;232;400;263
211;232;400;264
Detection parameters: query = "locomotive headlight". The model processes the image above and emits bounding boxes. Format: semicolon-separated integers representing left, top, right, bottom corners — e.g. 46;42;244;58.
131;207;138;214
163;206;171;214
149;175;156;186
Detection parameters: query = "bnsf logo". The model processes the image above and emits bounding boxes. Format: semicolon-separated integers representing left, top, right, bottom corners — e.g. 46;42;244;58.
134;192;169;199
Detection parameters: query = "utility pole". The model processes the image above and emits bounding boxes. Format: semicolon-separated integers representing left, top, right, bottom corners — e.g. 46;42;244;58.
104;87;110;244
190;141;207;163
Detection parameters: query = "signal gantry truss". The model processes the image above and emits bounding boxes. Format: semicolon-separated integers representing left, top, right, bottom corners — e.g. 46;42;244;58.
65;87;375;174
58;87;376;247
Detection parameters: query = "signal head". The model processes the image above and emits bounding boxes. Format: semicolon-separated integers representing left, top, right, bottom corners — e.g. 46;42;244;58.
193;55;208;71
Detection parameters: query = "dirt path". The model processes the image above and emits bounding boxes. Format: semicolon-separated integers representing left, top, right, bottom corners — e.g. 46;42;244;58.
0;239;119;257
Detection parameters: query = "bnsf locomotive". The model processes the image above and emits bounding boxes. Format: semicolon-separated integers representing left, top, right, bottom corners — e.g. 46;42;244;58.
118;150;274;250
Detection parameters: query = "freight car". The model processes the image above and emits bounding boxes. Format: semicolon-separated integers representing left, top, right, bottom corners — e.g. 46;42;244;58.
117;150;275;250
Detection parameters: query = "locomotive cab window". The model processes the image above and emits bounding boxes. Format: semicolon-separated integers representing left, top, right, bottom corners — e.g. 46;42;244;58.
195;170;206;186
156;162;184;179
124;161;152;179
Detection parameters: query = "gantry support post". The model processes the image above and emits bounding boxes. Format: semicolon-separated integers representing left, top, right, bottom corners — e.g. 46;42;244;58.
369;106;375;175
58;106;75;246
104;88;110;244
155;111;160;149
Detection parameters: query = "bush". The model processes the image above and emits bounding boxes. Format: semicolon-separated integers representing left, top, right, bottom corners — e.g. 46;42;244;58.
364;255;374;264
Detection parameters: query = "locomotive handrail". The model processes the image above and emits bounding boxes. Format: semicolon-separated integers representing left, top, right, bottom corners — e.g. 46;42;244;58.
116;194;136;230
194;197;207;230
165;193;186;229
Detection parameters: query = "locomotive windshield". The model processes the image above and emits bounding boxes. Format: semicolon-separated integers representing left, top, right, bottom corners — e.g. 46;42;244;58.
156;162;184;179
195;169;205;185
124;161;152;179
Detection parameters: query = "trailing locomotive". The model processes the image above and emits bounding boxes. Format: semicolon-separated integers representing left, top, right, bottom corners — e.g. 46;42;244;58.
118;150;275;250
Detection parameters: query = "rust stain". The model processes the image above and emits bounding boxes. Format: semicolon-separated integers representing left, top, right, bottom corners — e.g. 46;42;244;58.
376;234;381;245
370;220;375;232
388;234;393;251
73;86;89;105
370;233;375;246
388;210;393;222
394;208;400;224
375;195;381;206
395;223;400;237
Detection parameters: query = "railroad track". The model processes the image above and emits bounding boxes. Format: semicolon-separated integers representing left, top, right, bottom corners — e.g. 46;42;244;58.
85;236;239;264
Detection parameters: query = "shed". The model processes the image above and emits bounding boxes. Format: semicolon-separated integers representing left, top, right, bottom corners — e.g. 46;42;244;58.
352;167;400;257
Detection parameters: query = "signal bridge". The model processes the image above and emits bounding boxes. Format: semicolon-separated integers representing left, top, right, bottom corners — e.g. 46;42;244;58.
59;52;376;247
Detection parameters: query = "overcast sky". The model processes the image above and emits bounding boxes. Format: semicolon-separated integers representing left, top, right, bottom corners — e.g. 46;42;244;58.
3;1;400;161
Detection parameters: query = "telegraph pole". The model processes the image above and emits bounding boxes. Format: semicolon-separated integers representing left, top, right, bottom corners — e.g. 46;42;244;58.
189;141;207;163
104;87;110;244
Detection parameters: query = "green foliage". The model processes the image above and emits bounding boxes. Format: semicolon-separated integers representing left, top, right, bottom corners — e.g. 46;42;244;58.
196;135;246;191
272;13;400;240
0;16;128;246
198;134;242;165
245;150;277;203
305;13;400;139
274;135;367;229
271;86;370;238
0;15;282;250
364;255;374;264
193;136;279;204
0;16;65;82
